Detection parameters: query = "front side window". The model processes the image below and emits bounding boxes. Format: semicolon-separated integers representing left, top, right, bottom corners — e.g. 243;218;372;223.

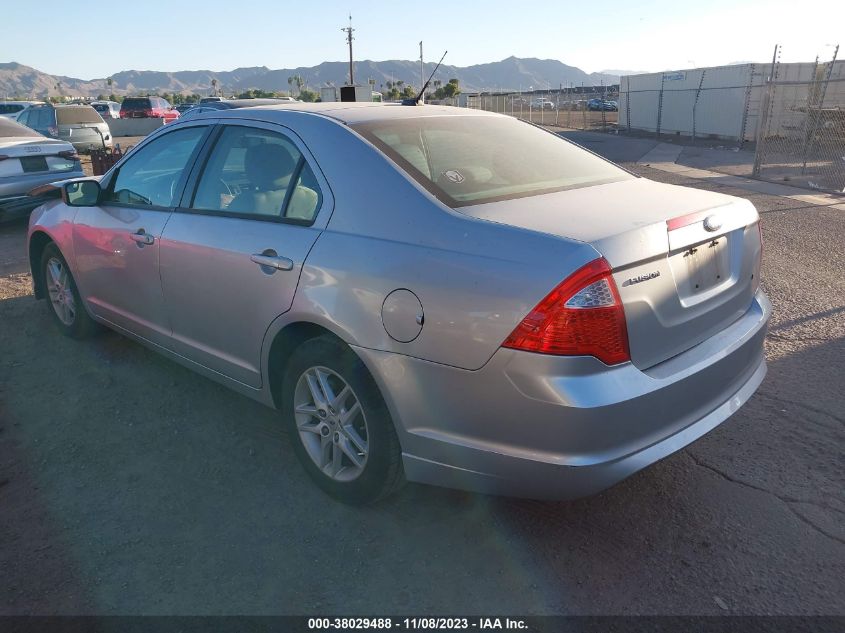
190;125;321;222
352;115;633;207
104;126;206;208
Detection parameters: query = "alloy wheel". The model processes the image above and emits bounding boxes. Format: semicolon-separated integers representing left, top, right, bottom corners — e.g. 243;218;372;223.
293;366;369;482
46;257;76;326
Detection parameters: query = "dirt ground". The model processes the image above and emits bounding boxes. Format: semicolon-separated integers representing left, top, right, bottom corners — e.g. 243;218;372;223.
0;141;842;616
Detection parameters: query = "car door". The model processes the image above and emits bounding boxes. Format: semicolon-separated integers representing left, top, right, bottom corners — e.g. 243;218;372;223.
72;123;211;345
158;121;331;388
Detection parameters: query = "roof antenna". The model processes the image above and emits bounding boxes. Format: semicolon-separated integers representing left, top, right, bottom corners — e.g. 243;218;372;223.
404;50;447;105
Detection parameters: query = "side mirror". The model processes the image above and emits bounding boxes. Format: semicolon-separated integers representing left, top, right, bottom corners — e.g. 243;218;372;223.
64;180;101;207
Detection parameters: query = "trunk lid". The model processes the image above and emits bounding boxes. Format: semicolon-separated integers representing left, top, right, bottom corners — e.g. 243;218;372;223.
460;178;762;369
0;138;79;178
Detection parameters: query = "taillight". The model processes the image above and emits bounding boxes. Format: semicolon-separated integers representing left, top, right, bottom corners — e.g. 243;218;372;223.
502;257;630;365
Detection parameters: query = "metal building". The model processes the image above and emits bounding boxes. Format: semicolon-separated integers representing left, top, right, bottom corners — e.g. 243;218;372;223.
619;61;845;142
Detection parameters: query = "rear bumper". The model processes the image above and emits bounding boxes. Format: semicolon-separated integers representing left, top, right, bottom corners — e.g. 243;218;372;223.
355;290;771;499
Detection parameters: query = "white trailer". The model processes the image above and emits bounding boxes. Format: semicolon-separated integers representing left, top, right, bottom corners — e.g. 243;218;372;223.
320;85;376;103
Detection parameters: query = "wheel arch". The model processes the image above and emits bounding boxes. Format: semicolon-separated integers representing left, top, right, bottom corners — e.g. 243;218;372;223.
266;320;350;410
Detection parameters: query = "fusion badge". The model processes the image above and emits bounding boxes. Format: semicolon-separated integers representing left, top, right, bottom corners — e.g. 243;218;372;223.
623;271;661;287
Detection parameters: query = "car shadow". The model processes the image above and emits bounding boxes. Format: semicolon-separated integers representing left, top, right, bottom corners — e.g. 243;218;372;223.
0;216;30;277
1;287;842;615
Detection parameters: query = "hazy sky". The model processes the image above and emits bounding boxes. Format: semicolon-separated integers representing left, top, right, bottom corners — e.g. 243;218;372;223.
2;0;842;78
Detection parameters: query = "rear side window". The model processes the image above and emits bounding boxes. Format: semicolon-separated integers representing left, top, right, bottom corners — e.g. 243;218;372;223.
104;126;207;208
31;107;55;129
189;125;321;223
56;107;102;124
352;116;632;207
0;104;24;115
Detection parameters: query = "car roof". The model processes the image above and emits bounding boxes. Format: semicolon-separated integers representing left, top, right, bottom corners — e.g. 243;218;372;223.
213;102;499;125
53;104;97;110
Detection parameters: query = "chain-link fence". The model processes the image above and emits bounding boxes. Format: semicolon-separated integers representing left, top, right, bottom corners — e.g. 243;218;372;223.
753;63;845;193
463;90;619;130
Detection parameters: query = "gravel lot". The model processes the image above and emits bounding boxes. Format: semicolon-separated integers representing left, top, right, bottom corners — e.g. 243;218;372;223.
0;134;843;616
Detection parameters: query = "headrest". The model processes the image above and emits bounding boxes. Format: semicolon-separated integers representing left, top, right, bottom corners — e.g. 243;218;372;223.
245;143;297;190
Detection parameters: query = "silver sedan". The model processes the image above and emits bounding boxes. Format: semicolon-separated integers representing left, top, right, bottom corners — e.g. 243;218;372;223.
0;117;83;221
27;103;769;503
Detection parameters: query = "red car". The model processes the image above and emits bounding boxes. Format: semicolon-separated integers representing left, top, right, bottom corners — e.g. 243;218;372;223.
119;96;179;122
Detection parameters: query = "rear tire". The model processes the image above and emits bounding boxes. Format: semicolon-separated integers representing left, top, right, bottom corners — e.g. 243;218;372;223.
282;335;405;504
40;242;99;339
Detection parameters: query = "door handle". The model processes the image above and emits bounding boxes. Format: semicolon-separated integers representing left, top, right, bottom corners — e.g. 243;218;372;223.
250;253;294;271
130;230;154;246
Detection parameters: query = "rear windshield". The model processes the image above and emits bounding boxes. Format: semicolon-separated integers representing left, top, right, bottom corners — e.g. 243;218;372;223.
56;107;103;124
92;103;109;112
352;115;632;207
0;116;40;138
0;104;25;114
121;98;151;109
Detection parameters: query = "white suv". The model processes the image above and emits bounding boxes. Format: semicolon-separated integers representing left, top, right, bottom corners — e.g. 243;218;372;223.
0;101;44;121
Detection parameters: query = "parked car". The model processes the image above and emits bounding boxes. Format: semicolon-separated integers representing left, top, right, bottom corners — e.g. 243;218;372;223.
177;98;300;121
119;96;179;122
90;100;122;120
0;100;44;121
587;98;618;111
199;96;224;103
530;98;556;110
176;105;217;121
27;103;769;504
175;103;196;114
0;117;83;220
17;104;112;152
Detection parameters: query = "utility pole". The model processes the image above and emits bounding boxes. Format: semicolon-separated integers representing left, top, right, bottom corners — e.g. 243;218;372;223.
342;15;355;85
419;41;424;103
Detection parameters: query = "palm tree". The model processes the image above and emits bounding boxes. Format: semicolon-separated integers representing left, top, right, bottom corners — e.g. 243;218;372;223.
289;74;304;96
211;78;218;96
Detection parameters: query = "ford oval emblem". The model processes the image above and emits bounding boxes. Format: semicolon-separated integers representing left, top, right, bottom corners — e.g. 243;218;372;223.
442;170;464;184
703;215;722;232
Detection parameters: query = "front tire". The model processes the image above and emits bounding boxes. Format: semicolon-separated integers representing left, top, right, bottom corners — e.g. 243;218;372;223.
40;242;98;339
282;335;405;504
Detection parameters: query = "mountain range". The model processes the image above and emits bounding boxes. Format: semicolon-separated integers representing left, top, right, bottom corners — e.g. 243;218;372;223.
0;57;624;98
